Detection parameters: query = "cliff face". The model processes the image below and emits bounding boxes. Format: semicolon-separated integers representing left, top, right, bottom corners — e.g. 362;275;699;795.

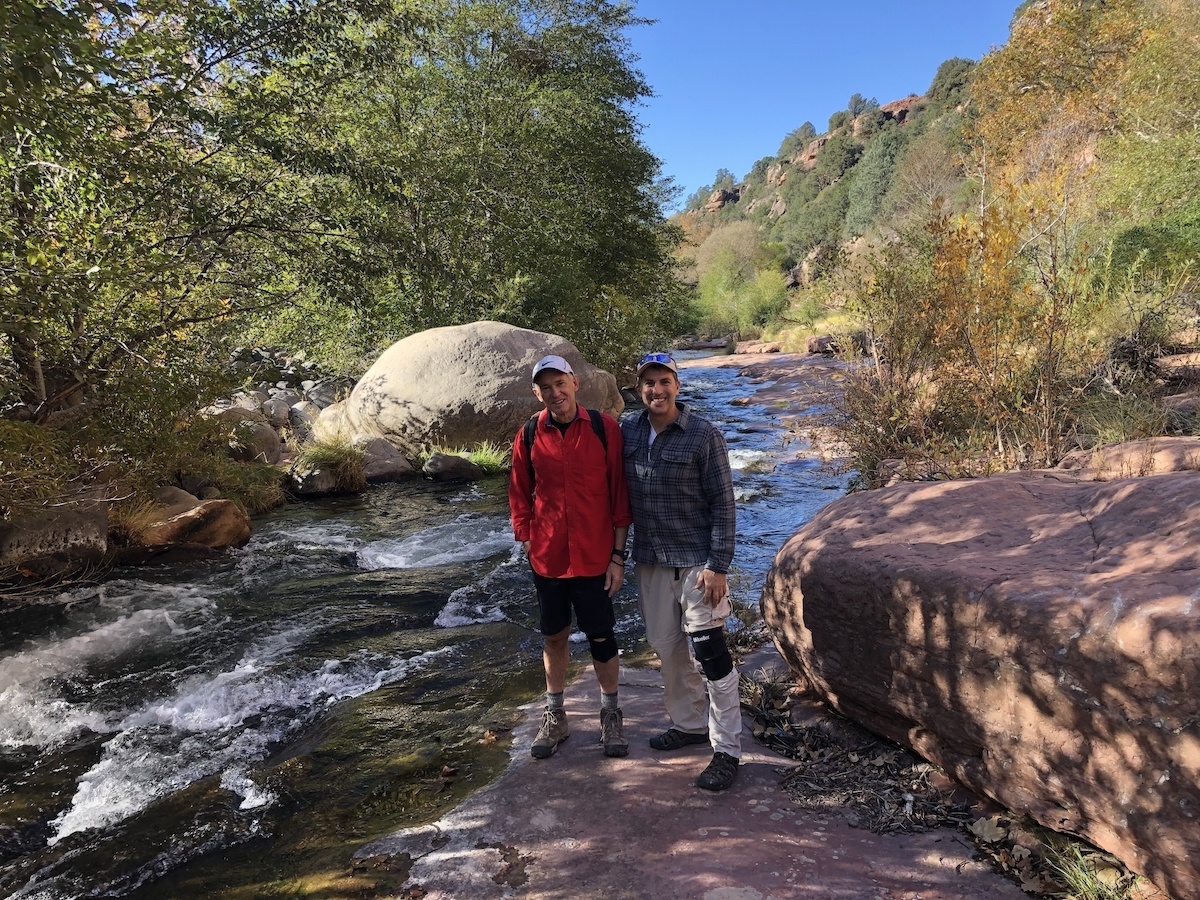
692;93;927;220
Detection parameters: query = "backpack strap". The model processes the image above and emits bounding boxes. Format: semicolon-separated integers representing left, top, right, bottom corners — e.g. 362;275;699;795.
524;408;608;486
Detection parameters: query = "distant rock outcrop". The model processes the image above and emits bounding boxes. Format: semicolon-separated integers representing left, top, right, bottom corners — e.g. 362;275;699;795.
704;187;740;212
762;455;1200;900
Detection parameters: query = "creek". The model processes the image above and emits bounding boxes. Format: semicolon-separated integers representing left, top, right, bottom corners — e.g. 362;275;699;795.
0;355;847;898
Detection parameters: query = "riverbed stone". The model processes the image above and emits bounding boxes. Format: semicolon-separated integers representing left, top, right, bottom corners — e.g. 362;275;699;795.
139;499;251;550
761;469;1200;900
0;504;108;578
1055;435;1200;480
421;451;485;482
352;435;416;482
315;321;622;457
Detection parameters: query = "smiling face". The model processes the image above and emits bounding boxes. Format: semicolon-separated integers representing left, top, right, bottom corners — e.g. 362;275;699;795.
533;369;580;423
638;364;679;424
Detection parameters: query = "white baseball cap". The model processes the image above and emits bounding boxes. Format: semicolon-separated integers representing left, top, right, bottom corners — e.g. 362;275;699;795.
635;351;678;377
531;355;574;381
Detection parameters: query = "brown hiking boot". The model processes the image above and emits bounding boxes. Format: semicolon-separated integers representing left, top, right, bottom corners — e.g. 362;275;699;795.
531;707;569;759
600;707;629;758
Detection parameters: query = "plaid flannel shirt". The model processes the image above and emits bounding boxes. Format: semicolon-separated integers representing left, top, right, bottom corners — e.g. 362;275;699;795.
620;403;735;573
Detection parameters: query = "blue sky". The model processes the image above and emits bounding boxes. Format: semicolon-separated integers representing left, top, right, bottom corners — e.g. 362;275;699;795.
625;1;1019;208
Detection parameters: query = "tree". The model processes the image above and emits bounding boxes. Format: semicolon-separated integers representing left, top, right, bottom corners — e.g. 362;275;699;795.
1089;0;1200;276
968;0;1140;166
845;124;908;236
813;133;862;189
927;57;976;109
2;0;683;428
846;93;878;117
777;121;816;158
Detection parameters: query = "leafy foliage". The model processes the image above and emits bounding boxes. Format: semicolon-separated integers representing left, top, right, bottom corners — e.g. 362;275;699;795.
3;0;683;508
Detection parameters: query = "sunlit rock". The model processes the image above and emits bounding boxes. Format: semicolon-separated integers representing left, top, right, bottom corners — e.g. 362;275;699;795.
316;321;621;457
140;499;250;550
353;435;416;483
762;468;1200;900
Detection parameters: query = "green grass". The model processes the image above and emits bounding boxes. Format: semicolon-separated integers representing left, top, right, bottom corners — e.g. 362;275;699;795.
290;437;367;493
423;441;512;475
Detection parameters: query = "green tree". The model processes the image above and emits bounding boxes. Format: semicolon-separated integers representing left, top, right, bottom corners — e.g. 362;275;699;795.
927;57;976;109
813;132;862;189
777;121;816;158
845;124;909;236
712;168;737;192
1090;0;1200;276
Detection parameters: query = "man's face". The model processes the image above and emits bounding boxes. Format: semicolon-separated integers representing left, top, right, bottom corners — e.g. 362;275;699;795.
638;365;679;416
533;370;579;421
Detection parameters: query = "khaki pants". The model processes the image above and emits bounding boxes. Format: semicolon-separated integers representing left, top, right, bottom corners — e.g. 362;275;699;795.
636;562;742;758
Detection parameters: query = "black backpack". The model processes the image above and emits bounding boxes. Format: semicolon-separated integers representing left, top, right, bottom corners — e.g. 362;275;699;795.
522;408;607;486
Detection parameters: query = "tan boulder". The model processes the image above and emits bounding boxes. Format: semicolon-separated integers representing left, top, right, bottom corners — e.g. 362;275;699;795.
1056;435;1200;480
317;321;622;457
140;499;251;549
761;470;1200;900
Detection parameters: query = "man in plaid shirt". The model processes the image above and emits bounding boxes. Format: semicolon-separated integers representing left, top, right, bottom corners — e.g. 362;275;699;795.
621;352;741;791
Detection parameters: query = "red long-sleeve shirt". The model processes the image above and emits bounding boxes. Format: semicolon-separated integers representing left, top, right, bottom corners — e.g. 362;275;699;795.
509;409;632;579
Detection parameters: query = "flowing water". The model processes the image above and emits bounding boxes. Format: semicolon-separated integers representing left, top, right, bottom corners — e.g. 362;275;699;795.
0;356;848;898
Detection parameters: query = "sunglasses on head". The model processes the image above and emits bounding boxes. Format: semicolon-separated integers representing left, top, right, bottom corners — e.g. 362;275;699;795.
638;352;675;367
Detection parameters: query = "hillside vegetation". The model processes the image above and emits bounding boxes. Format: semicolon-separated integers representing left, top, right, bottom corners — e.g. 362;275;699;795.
673;0;1200;487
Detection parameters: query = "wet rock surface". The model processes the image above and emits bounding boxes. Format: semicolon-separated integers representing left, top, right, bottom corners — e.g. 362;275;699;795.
356;658;1026;900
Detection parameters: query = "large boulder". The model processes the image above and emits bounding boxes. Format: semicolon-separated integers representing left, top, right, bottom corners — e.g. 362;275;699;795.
139;499;251;550
315;321;622;457
0;504;108;579
761;468;1200;900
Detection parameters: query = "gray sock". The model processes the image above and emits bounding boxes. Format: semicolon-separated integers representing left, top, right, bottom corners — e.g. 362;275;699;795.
546;691;565;711
601;691;619;711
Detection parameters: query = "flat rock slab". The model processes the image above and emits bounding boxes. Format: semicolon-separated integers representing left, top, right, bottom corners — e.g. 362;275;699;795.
357;660;1024;900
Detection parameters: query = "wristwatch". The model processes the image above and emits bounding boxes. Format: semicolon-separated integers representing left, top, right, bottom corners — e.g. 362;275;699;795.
612;548;629;561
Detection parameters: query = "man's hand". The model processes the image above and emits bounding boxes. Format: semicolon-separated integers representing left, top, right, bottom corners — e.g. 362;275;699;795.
694;568;728;606
605;560;624;596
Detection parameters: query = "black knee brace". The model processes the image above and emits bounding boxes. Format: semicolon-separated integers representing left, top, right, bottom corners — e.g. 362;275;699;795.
587;630;619;663
689;626;733;681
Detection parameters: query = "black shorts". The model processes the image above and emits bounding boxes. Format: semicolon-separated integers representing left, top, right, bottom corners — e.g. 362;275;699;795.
532;572;616;637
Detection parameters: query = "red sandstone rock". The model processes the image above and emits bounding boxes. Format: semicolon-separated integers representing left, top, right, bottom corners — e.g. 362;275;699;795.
762;470;1200;900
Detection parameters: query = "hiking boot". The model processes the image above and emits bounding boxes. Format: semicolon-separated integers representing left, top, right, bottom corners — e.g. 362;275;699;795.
531;707;569;759
696;751;739;791
649;727;709;751
600;707;628;758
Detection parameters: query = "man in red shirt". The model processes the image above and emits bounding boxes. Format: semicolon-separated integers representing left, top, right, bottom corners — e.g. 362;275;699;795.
509;355;633;760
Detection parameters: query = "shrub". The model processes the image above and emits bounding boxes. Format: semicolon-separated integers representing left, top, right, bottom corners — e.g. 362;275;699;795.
290;437;367;494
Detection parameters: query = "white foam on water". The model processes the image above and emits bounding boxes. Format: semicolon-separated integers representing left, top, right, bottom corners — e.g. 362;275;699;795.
47;636;453;844
435;544;525;626
244;522;363;554
728;448;773;472
356;514;513;570
0;586;219;749
734;485;766;502
220;767;276;810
